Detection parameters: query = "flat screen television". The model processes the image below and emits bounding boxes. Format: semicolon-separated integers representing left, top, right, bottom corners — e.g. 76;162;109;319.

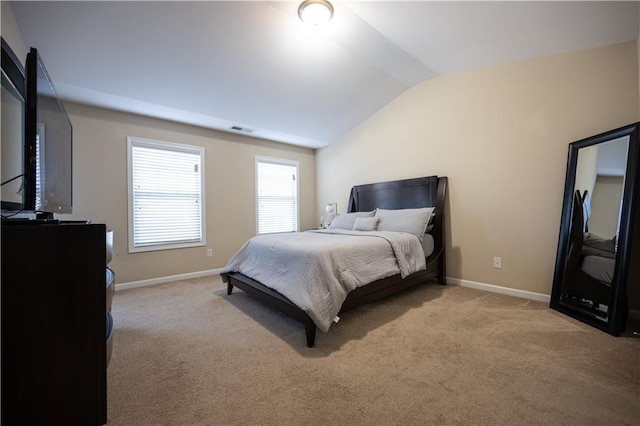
1;38;27;212
1;41;73;219
24;47;73;217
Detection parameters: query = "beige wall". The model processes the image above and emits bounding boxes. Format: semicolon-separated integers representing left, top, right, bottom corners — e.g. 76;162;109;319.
316;42;639;296
59;104;316;283
574;145;598;197
589;175;623;238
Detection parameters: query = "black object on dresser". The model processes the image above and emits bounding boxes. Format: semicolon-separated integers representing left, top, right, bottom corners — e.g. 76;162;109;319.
1;221;109;425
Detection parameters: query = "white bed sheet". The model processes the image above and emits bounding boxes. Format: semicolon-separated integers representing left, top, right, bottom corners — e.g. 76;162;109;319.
221;229;426;332
422;234;434;258
581;255;615;284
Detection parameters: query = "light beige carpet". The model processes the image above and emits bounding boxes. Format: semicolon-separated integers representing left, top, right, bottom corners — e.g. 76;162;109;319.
107;276;640;425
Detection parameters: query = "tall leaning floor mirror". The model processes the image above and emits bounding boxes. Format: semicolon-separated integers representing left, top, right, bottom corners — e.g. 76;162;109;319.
551;122;640;336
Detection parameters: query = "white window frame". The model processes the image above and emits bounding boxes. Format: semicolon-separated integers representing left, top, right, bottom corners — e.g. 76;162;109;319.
127;136;206;253
255;156;299;235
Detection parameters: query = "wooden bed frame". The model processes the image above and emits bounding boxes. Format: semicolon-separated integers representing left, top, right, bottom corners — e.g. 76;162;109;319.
222;175;448;347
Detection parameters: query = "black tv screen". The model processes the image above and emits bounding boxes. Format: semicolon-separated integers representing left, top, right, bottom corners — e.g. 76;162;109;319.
25;47;73;215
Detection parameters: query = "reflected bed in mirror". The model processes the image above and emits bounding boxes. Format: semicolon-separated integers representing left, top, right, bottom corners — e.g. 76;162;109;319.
551;123;640;336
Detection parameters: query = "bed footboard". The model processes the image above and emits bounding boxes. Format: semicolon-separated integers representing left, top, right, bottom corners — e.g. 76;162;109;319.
224;272;318;347
223;251;441;348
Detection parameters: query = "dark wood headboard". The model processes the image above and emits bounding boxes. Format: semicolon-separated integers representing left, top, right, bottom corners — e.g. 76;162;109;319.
347;175;440;212
346;175;447;259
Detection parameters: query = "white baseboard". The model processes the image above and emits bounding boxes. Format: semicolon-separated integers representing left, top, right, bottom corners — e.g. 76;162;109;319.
115;268;222;291
116;271;636;319
447;278;640;320
447;277;551;304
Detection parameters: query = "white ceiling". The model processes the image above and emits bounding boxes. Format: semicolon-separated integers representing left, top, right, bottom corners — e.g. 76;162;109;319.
10;1;639;149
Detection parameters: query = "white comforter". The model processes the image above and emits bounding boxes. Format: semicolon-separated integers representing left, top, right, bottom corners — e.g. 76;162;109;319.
221;229;426;332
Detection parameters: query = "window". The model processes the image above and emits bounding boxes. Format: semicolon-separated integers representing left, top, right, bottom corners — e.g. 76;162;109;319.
35;123;44;210
256;156;298;234
127;137;205;252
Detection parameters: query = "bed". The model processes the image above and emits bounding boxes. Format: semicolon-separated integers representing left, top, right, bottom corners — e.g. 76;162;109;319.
221;175;447;347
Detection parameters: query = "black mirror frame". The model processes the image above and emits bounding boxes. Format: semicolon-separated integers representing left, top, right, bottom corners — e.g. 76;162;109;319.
550;122;640;336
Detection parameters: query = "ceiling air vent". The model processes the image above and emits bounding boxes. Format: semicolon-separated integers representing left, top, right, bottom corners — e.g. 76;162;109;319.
230;125;255;133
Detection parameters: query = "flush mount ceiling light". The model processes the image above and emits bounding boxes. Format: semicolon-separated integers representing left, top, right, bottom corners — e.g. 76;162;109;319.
298;0;334;26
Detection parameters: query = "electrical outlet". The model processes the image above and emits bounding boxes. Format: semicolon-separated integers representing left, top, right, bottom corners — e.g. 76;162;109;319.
493;256;502;269
207;248;213;258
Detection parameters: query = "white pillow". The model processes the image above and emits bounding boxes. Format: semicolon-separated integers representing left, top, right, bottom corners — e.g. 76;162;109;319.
353;216;379;231
374;207;435;240
328;211;375;230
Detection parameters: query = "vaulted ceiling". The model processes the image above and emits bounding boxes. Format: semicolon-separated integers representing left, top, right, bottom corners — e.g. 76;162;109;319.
10;1;639;149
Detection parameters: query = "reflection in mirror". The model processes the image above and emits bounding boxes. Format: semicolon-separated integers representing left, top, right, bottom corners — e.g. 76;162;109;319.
561;136;629;320
1;37;26;212
1;73;25;205
551;122;640;336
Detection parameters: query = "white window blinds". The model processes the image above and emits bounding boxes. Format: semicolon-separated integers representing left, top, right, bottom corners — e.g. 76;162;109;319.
127;137;205;252
35;125;44;210
256;156;298;234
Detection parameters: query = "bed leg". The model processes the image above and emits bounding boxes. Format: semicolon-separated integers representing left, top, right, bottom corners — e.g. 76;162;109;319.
305;322;316;347
438;250;447;285
227;283;233;295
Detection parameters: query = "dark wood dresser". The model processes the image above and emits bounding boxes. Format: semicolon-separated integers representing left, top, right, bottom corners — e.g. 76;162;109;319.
1;221;108;425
